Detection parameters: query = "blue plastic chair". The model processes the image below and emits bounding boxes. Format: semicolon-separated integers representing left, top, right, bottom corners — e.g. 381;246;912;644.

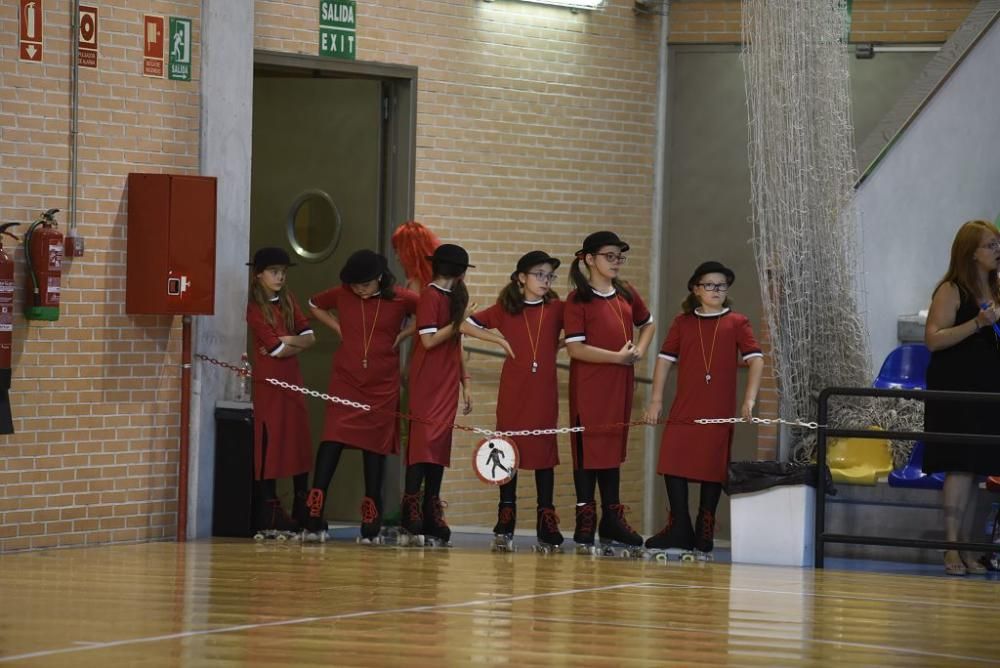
873;343;931;391
888;441;945;489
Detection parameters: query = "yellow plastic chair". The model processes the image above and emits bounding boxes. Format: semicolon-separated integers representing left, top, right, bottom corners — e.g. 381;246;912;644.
824;427;894;485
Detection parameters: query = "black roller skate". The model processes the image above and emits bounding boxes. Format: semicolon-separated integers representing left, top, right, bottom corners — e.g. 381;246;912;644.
693;509;716;561
491;503;516;553
532;506;564;554
423;495;451;547
397;492;424;547
358;496;384;545
301;488;329;543
573;501;597;555
253;498;300;542
644;512;697;562
598;504;644;558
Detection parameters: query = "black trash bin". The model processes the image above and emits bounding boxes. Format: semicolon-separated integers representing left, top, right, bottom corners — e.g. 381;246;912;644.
213;403;255;537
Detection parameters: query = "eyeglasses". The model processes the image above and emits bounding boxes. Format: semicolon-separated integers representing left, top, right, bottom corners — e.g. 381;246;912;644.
979;241;1000;251
696;282;730;292
595;252;627;265
526;271;558;283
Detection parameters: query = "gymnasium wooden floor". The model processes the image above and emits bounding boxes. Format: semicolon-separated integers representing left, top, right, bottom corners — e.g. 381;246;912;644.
2;537;999;666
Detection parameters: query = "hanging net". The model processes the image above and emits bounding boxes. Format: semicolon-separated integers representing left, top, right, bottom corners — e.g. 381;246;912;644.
742;0;877;460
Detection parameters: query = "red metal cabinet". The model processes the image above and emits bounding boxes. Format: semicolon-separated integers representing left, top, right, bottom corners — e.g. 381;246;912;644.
126;173;217;315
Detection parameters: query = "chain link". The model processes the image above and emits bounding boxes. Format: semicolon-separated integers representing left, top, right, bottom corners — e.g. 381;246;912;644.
197;355;820;433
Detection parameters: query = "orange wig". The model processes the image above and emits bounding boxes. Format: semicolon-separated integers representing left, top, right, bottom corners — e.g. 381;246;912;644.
391;220;440;289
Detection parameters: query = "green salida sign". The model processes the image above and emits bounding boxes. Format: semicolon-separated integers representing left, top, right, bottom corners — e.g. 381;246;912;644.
319;0;356;60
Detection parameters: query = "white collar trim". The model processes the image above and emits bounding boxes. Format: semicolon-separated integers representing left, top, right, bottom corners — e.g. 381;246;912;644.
429;283;452;294
694;307;730;318
590;286;616;298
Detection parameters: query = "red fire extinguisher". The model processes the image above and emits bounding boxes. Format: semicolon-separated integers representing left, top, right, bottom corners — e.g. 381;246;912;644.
23;208;62;321
0;222;19;434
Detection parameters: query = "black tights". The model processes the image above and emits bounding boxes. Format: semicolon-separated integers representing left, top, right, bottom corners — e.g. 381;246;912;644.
498;468;555;508
663;475;722;518
573;467;621;508
311;441;387;511
255;473;308;503
404;462;445;501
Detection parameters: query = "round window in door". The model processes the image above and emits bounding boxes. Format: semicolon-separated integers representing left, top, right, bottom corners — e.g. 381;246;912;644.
286;189;342;262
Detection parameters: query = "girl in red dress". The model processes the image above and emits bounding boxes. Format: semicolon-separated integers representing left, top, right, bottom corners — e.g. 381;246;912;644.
565;231;655;550
400;244;482;545
466;250;566;549
643;261;764;555
302;250;419;541
245;247;316;532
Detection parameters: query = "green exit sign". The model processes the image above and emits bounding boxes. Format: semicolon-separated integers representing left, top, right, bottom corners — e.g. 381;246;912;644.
319;0;356;60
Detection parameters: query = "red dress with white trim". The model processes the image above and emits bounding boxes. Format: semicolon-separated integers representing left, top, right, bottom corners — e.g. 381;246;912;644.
564;286;653;470
309;286;419;454
468;299;564;470
246;296;314;480
656;308;763;482
406;284;463;467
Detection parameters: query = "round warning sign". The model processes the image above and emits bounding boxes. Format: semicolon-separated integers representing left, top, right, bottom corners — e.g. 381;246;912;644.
472;437;519;486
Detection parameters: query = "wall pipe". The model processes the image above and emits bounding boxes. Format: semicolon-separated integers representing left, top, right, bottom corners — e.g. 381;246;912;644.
178;316;193;541
69;0;80;237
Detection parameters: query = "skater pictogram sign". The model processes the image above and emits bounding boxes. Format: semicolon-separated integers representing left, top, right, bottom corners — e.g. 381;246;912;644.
472;437;519;486
19;0;44;62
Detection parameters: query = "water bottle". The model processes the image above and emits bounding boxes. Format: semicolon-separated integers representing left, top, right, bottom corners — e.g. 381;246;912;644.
227;354;252;403
236;354;252;403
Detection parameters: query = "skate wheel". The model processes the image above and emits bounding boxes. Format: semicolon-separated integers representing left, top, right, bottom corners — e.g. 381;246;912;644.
655;552;668;563
680;553;696;562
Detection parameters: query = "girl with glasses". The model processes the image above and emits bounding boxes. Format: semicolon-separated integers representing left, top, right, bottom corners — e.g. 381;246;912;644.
245;247;316;537
642;261;764;559
465;251;565;553
565;231;656;555
300;250;419;543
923;220;1000;575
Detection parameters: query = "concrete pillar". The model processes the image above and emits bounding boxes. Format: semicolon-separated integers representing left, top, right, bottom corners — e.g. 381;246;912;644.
190;0;254;538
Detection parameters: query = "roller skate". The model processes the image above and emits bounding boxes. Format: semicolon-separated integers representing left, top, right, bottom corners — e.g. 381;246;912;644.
253;498;300;542
692;508;716;562
397;493;425;547
490;503;516;553
644;512;697;562
597;504;645;558
573;501;598;555
300;488;329;544
357;496;385;545
532;506;564;555
423;495;452;548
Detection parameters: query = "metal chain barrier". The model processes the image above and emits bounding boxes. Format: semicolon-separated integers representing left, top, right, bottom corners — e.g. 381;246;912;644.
197;354;821;435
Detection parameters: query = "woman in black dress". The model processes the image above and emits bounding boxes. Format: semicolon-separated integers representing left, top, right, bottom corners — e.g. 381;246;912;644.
924;219;1000;575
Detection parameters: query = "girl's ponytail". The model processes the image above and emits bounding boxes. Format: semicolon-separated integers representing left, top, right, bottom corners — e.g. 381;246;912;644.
569;257;592;303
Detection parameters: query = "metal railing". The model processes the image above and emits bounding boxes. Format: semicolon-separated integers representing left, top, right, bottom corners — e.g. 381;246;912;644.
815;386;1000;568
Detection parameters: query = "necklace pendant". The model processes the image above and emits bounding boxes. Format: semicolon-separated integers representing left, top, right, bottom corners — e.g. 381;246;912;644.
531;361;538;373
363;358;368;369
705;373;711;384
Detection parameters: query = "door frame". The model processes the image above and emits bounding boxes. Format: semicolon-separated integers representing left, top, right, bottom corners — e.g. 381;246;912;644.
253;50;418;258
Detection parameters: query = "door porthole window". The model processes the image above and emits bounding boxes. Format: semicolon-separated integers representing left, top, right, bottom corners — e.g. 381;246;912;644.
286;189;342;262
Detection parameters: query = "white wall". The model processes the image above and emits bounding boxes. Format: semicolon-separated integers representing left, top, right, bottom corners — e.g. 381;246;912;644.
857;18;1000;368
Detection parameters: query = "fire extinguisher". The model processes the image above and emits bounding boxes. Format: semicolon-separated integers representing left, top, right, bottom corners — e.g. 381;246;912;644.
0;222;19;434
23;208;62;321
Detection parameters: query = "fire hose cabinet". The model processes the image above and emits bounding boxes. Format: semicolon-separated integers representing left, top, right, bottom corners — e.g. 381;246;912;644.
126;173;217;315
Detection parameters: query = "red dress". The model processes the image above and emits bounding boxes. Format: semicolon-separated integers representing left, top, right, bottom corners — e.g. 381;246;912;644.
309;286;419;454
246;296;314;480
407;284;463;467
468;299;564;470
657;308;762;482
564;286;653;469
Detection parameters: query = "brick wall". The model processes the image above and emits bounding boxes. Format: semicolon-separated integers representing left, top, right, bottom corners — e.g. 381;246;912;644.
0;2;200;552
668;0;977;44
256;0;661;529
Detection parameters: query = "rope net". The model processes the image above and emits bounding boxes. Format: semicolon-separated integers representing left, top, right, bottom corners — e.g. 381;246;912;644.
741;0;876;460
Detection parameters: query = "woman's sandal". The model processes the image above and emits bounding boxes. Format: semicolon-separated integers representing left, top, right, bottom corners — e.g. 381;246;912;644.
944;552;967;576
962;552;988;575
